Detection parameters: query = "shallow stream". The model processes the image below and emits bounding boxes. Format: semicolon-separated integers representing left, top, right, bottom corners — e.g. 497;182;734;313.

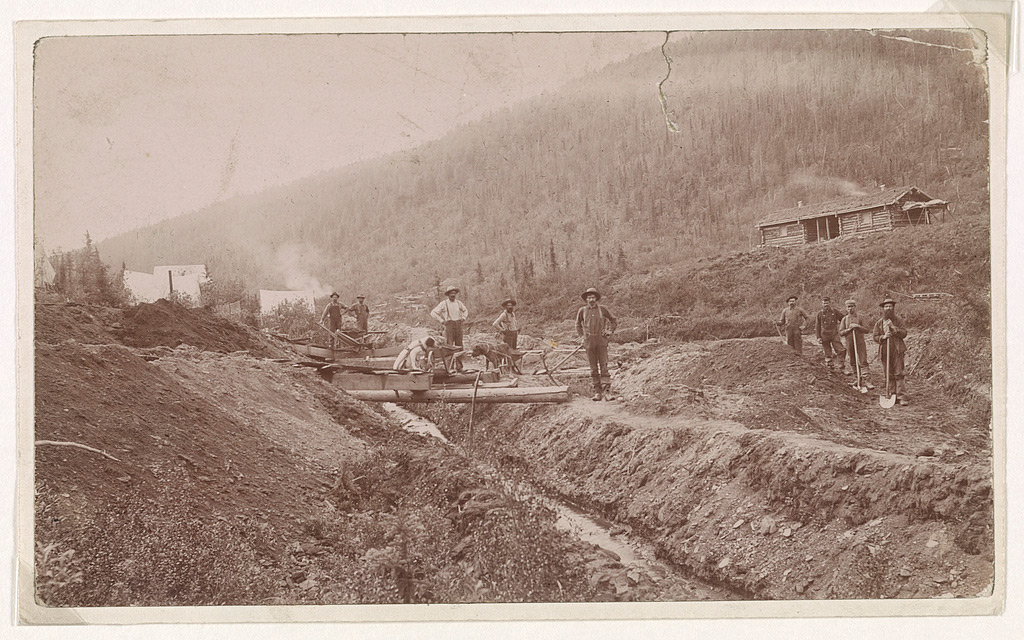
379;402;733;600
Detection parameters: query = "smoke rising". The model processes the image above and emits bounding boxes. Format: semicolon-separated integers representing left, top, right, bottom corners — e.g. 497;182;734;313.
275;244;332;297
788;170;868;197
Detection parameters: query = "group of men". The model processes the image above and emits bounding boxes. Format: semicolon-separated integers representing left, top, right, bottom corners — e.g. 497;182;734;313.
332;285;908;407
319;292;371;347
777;295;910;405
393;286;522;372
392;284;618;404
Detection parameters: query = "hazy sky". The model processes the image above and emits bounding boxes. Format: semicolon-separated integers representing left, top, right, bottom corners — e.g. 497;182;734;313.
33;32;661;250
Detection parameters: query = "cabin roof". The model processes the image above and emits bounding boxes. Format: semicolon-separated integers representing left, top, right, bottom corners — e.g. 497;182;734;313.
757;186;938;228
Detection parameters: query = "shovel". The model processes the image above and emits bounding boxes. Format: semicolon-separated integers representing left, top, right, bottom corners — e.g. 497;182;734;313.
533;343;584;375
851;331;867;394
879;337;896;408
774;321;787;346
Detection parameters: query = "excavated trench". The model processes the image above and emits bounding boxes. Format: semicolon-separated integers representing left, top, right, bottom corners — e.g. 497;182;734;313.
407;338;995;602
382;403;739;600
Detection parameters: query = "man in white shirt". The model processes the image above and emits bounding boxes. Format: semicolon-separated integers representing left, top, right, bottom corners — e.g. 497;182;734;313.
430;286;469;348
393;336;438;371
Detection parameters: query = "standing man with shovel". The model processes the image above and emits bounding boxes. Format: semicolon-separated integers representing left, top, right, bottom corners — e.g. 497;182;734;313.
576;287;617;401
873;297;909;407
839;299;873;393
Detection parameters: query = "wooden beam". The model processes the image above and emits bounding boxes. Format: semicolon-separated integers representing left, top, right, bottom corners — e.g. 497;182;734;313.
344;386;570;404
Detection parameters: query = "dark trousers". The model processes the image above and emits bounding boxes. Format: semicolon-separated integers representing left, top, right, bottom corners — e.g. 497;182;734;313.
844;332;869;367
820;332;846;366
881;344;907;396
328;318;342;347
444;320;464;347
786;327;803;354
586;342;610;392
502;330;519;350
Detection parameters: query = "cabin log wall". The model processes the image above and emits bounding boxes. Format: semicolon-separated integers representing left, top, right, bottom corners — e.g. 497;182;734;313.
759;221;806;247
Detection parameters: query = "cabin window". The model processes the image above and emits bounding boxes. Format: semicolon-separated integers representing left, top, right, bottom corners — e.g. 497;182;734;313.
861;211;872;227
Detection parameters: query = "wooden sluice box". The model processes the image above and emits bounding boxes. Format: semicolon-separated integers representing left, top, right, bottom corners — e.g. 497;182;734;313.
329;370;433;391
294;343;403;360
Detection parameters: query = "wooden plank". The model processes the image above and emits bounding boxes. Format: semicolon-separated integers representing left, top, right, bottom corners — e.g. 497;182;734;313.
333;371;432;391
433;371;501;384
434;380;520;390
344;386;570;404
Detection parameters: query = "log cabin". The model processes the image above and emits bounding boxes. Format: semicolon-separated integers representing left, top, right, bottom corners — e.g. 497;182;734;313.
757;186;947;247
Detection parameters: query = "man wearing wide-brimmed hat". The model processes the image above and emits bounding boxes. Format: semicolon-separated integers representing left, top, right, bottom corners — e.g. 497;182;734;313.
352;295;370;333
430;285;469;347
320;292;347;348
575;287;618;401
872;296;909;405
492;298;521;349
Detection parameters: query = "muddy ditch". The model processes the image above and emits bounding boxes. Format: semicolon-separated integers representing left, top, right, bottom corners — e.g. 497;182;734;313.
382;404;737;601
34;335;731;605
418;378;994;601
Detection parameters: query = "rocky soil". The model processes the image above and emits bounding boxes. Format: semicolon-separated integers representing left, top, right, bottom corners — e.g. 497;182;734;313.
31;299;994;607
425;337;994;600
32;301;662;606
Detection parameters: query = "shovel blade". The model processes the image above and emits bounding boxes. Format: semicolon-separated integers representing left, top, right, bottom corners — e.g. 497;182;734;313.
879;394;896;408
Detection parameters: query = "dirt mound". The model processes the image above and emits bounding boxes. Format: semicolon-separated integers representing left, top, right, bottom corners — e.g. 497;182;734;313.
34;302;124;345
610;337;990;460
33;338;606;606
120;298;277;356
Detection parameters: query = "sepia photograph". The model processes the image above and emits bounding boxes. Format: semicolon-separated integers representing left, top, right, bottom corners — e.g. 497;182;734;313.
14;8;1010;628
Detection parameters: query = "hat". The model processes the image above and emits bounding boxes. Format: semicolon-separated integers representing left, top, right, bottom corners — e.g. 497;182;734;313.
787;296;797;302
581;287;601;301
845;299;857;306
330;292;340;299
879;298;897;307
501;298;516;308
822;296;831;302
445;286;460;295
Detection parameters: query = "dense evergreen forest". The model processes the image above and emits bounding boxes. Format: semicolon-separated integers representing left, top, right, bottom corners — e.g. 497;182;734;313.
98;30;989;307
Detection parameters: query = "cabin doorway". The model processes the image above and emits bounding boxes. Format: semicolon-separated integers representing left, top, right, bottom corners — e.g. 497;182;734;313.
803;215;840;242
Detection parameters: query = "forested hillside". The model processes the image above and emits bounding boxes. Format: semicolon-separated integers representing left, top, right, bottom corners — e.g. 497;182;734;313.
98;30;988;306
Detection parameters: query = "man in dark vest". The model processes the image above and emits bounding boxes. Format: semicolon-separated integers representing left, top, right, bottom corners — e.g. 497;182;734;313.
492;298;520;349
352;295;370;333
575;287;617;401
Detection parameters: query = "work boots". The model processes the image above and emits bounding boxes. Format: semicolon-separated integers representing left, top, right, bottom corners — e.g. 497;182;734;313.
896;379;908;406
602;385;617;402
591;390;603;401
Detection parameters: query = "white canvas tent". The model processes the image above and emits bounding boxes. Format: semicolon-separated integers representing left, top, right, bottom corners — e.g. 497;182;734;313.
123;270;168;303
153;264;209;284
123;264;206;305
33;240;55;287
